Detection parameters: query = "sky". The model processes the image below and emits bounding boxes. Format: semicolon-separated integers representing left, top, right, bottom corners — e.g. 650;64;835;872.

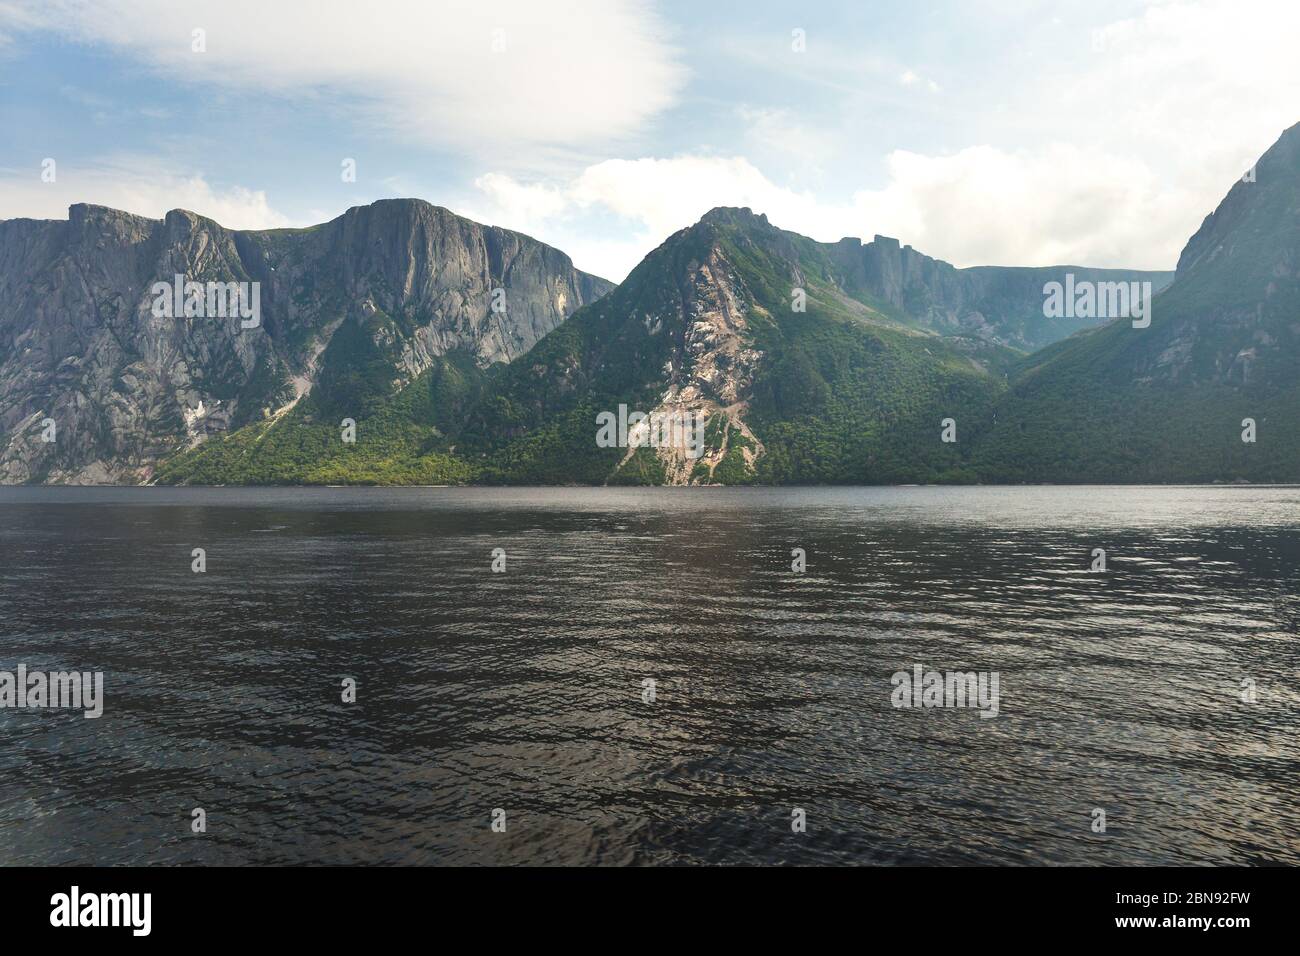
1;0;1297;281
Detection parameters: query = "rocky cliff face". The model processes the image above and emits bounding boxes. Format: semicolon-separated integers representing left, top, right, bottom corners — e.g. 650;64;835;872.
1012;120;1300;390
827;233;1173;351
440;204;1012;487
967;121;1300;483
612;237;765;484
1148;120;1300;387
0;199;611;483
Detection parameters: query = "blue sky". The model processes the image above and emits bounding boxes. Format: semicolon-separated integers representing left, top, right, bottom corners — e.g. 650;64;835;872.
2;0;1297;280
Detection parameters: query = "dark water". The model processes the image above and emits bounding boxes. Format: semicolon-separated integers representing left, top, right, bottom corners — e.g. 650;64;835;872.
1;486;1297;866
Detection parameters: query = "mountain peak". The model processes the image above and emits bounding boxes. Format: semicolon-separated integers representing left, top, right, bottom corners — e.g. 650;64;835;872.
1173;120;1300;281
66;202;156;227
698;206;770;227
0;194;614;483
341;197;446;218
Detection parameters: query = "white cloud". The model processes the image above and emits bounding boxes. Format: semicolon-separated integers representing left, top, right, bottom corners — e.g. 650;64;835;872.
736;107;836;174
0;157;291;229
470;155;817;280
856;145;1192;269
471;0;1298;280
898;70;941;93
0;0;685;157
469;144;1204;280
1060;0;1300;172
473;173;570;225
3;0;1293;289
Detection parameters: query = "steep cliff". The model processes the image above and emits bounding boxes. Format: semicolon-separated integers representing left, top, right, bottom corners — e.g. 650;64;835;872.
968;121;1300;482
827;233;1172;351
442;206;1015;485
0;199;611;483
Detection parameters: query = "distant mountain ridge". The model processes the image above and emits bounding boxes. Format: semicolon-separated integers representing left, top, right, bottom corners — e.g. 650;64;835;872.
822;231;1171;350
3;122;1295;486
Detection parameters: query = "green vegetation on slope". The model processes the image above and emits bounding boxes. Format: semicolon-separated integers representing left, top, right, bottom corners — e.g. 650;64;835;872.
156;123;1300;487
154;337;483;485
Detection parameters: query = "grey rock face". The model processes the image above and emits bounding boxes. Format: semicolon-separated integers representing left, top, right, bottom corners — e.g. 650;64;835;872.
0;199;611;483
1108;120;1300;387
694;207;1172;351
829;234;1174;351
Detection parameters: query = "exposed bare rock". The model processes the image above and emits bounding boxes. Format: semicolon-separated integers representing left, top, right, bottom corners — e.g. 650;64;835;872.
0;199;611;483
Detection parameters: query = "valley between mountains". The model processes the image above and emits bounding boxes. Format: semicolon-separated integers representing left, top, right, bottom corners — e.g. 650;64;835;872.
2;122;1297;486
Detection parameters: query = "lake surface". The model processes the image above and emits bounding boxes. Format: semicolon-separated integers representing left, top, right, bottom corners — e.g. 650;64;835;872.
1;485;1297;865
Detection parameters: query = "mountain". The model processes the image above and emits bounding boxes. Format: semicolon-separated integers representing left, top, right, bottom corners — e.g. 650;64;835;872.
157;201;1179;487
967;121;1300;482
0;199;612;483
454;206;1038;485
161;205;1023;485
823;234;1170;351
9;120;1290;488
